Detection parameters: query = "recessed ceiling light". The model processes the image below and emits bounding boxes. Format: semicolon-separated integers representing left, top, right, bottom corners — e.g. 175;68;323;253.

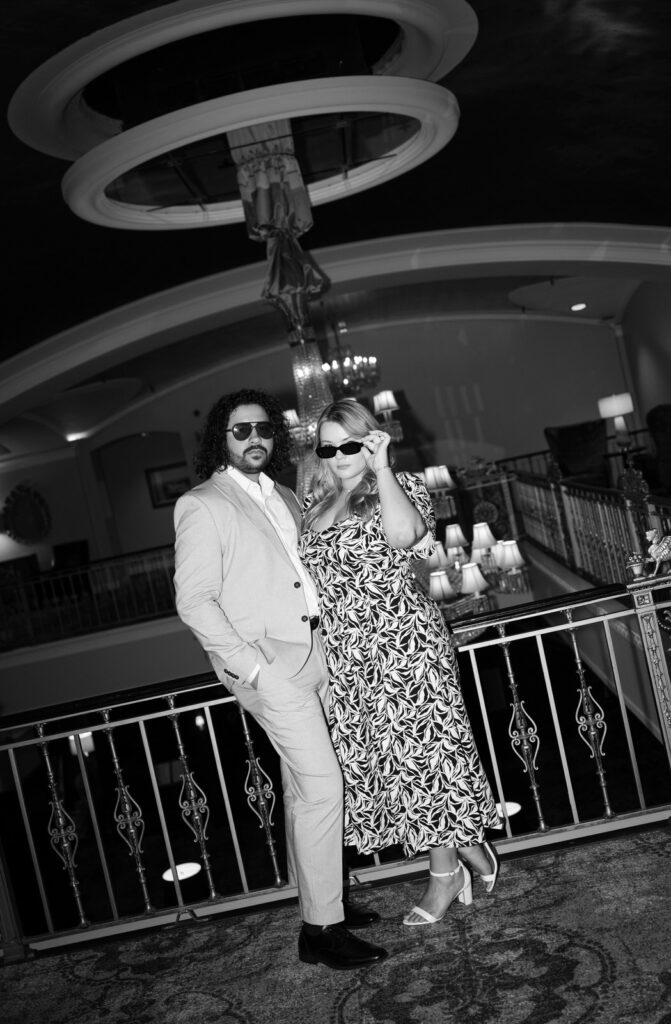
495;801;521;818
570;302;587;311
162;862;201;882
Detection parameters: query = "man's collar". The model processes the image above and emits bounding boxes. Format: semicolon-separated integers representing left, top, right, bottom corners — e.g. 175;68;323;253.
226;465;274;497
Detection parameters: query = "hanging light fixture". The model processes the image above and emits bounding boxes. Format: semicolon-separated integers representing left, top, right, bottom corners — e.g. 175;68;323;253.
283;324;334;499
321;319;380;400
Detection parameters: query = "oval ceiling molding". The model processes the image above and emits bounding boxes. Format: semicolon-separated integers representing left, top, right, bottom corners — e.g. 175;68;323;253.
8;0;477;160
61;76;459;229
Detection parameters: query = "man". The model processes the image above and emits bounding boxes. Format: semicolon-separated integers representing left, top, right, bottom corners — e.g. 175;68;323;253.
174;388;387;970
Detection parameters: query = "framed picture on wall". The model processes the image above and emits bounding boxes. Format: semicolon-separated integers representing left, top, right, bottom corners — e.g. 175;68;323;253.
145;463;191;508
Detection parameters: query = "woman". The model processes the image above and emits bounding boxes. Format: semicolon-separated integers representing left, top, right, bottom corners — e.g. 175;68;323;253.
299;398;501;926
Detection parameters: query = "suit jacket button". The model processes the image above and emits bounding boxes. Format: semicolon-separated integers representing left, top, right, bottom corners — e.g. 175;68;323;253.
301;614;308;622
294;581;301;588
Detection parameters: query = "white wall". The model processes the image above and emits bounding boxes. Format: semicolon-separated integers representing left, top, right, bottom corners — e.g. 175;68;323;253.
94;430;188;554
87;313;626;471
0;447;94;570
622;282;671;415
0;618;209;717
1;312;629;562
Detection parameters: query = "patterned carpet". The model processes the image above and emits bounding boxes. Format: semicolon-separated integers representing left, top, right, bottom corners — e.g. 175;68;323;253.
2;826;671;1024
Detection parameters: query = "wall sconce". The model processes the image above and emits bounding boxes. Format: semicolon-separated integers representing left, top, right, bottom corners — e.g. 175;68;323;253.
598;392;634;449
373;390;403;442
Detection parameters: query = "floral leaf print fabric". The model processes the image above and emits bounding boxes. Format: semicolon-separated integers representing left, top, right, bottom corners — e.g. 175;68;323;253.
299;472;500;856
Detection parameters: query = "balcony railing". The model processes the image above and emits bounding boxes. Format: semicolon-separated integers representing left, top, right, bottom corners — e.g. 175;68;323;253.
0;547;176;651
1;575;670;961
512;471;671;587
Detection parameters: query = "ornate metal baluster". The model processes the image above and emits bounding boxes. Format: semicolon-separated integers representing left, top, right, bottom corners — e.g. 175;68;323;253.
166;696;218;900
36;723;89;927
628;577;671;769
236;704;284;887
101;710;154;913
565;610;614;819
497;625;548;832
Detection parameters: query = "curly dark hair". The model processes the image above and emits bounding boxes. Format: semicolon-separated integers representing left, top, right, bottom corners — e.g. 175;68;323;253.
194;388;292;479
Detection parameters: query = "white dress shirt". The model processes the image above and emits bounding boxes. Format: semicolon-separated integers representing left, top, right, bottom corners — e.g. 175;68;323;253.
226;466;319;617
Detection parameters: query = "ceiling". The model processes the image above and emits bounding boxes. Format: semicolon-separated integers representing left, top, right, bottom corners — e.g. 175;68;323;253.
2;0;671;448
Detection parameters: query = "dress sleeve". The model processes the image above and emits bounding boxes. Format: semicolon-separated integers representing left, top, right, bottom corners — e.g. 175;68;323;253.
396;472;436;557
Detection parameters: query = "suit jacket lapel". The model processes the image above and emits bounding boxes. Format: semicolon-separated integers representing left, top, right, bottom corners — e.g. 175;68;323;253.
209;472;300;569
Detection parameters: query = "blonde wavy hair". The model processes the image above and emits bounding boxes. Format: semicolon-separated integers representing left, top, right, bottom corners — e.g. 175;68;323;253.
303;398;393;529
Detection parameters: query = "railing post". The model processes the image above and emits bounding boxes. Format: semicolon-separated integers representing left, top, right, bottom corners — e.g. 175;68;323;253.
497;624;549;833
627;573;671;769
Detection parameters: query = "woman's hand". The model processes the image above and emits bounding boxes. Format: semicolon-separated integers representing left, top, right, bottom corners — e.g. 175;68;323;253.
362;430;392;473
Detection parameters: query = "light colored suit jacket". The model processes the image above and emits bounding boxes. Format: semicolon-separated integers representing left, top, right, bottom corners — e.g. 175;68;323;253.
174;470;315;688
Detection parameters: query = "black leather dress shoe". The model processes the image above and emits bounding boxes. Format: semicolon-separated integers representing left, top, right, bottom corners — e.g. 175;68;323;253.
343;898;381;929
298;924;388;970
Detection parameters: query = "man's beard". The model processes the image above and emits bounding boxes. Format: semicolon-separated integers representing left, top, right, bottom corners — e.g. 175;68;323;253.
228;445;272;474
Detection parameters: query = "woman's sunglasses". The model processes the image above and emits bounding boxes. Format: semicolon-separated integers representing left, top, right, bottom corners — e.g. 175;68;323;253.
226;421;275;441
315;441;364;459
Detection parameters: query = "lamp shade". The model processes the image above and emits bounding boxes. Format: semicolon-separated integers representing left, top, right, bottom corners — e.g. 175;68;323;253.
429;570;455;602
598;392;634;419
445;522;467;548
471;522;497;549
496;539;525;570
284;408;300;427
427;541;449;570
460;562;490;595
424;465;455;490
373;390;399;415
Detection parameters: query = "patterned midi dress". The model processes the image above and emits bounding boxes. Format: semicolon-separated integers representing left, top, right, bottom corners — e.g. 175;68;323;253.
299;471;500;857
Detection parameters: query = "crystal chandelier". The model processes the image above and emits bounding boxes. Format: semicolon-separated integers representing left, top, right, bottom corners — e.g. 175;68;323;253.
284;325;334;500
321;320;380;400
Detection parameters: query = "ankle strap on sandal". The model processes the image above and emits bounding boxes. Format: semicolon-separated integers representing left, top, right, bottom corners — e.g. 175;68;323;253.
429;865;462;878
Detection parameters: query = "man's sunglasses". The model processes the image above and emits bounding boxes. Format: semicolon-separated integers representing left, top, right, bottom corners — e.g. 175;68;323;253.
315;441;364;459
226;421;275;441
